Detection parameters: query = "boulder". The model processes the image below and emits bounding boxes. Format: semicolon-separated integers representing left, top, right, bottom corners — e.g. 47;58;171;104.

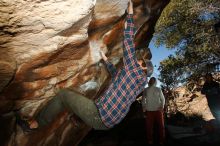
0;0;170;145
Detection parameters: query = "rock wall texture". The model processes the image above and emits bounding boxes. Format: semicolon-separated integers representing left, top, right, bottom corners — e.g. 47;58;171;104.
0;0;170;145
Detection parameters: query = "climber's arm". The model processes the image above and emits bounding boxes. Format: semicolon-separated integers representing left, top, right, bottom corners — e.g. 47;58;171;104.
100;51;117;76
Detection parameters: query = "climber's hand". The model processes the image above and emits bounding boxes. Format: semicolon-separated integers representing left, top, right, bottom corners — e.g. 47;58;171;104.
127;0;133;14
99;51;108;61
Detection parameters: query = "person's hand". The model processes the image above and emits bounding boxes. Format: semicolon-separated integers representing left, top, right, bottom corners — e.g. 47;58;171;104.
127;0;133;14
99;50;108;61
158;107;164;111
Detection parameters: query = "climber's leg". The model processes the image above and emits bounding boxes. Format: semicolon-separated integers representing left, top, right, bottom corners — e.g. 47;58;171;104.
36;89;108;130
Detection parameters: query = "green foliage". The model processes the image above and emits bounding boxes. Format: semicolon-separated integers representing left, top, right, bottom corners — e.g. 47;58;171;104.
159;55;185;89
154;0;220;88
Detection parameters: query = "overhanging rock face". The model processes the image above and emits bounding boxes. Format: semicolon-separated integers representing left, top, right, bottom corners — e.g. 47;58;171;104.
0;0;170;145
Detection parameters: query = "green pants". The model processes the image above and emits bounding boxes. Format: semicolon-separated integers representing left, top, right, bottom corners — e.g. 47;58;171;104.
36;89;108;130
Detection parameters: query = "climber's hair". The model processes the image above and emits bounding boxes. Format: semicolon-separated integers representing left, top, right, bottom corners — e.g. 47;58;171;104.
148;77;156;87
135;48;148;62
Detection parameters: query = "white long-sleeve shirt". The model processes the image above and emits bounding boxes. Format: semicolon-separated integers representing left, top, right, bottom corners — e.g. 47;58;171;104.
142;86;165;111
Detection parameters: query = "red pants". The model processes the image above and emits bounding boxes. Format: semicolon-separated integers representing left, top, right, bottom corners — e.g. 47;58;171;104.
145;111;165;144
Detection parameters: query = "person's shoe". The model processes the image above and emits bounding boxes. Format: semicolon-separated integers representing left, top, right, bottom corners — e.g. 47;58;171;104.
147;141;153;145
15;112;38;133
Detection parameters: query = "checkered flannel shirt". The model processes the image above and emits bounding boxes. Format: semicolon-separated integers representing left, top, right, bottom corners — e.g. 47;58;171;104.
95;14;147;128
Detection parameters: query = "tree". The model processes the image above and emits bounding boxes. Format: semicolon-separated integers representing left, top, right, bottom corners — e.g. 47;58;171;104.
154;0;220;88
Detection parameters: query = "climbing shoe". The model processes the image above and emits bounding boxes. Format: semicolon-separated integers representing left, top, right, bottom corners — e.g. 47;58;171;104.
14;111;37;133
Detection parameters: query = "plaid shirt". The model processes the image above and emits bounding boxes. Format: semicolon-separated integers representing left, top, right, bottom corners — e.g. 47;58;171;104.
95;14;147;128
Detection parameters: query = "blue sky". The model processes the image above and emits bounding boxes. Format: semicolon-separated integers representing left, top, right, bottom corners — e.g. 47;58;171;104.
149;40;176;86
